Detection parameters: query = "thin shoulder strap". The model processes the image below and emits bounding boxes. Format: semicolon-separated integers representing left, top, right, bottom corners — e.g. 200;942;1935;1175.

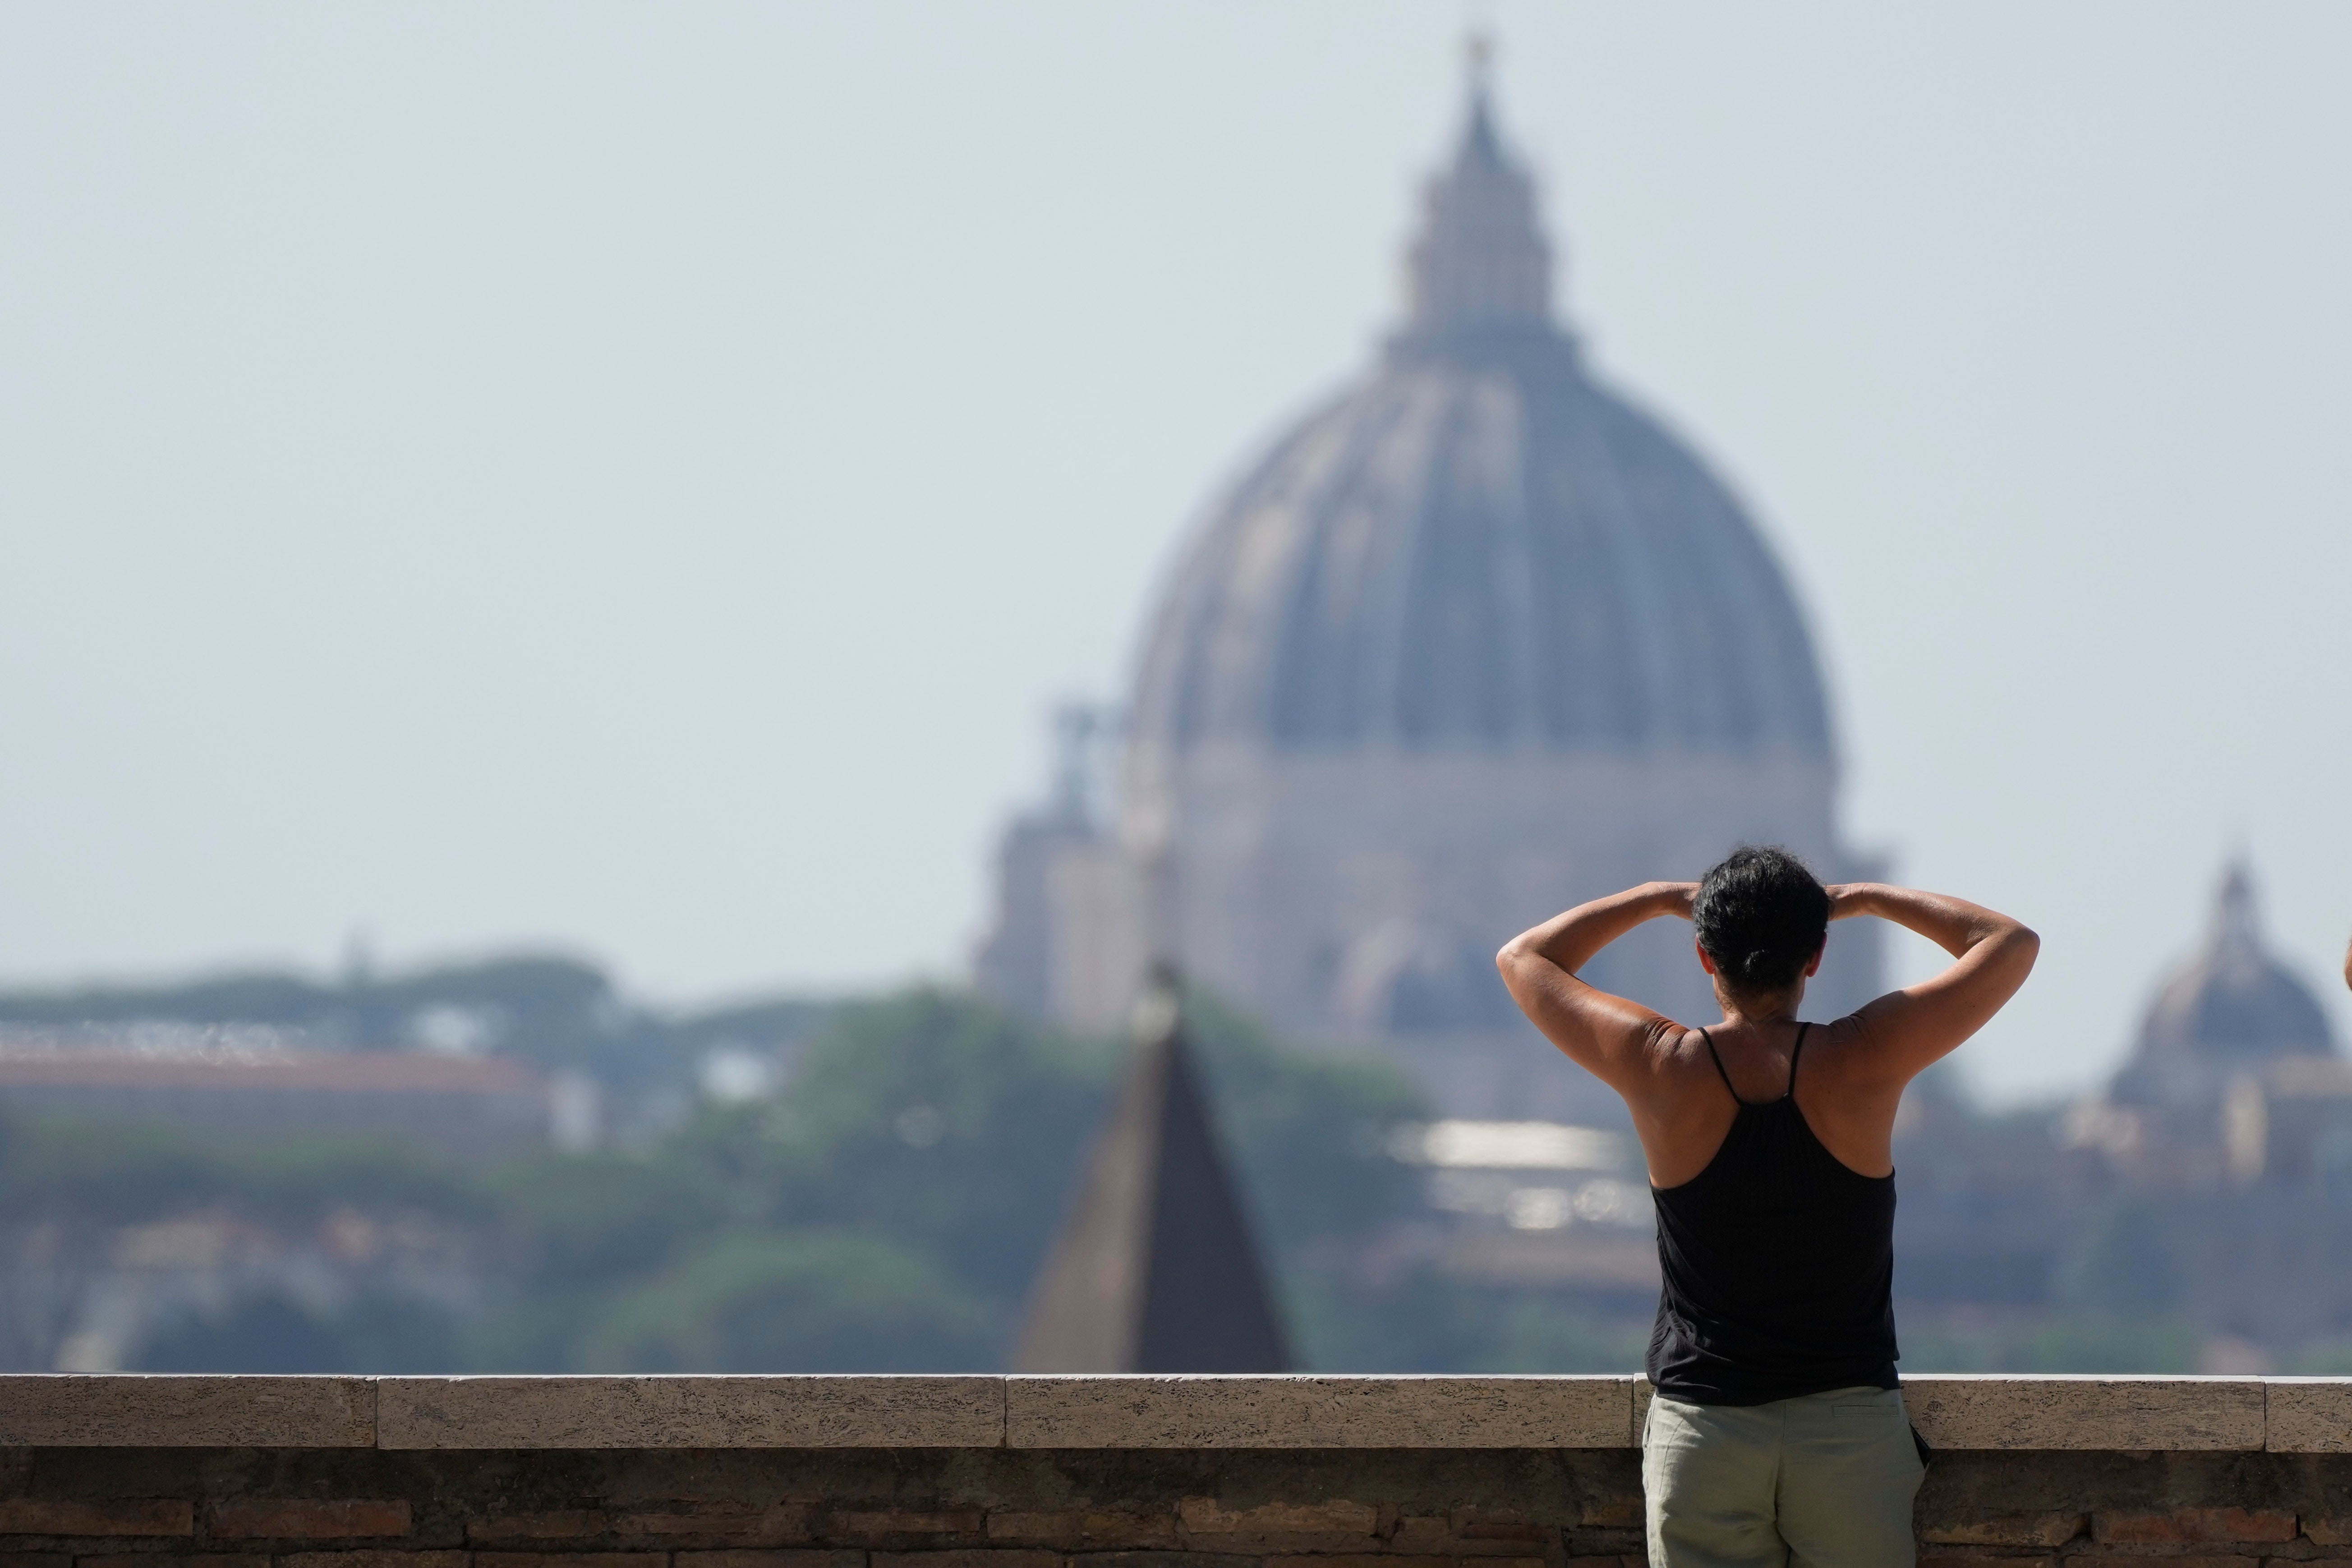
1784;1022;1812;1099
1695;1026;1748;1106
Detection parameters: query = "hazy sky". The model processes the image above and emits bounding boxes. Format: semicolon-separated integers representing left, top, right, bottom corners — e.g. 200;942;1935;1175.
4;3;2348;1101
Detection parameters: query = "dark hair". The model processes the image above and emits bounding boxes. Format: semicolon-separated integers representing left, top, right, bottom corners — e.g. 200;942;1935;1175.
1692;845;1830;995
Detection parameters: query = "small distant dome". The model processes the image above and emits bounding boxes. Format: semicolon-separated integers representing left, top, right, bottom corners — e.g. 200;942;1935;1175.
2110;862;2337;1108
1128;71;1832;764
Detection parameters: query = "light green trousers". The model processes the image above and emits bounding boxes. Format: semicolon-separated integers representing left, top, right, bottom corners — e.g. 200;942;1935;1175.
1643;1385;1925;1568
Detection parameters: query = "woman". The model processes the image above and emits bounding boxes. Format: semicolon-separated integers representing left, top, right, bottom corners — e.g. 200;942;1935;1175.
1497;846;2037;1568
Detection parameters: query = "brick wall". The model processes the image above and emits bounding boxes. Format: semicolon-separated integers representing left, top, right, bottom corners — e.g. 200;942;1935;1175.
5;1377;2352;1568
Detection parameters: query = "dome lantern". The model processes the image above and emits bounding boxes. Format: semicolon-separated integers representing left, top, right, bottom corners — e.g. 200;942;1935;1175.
1401;35;1557;345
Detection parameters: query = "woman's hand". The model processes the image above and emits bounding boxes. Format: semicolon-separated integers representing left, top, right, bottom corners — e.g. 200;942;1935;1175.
1653;881;1700;921
1825;883;1880;921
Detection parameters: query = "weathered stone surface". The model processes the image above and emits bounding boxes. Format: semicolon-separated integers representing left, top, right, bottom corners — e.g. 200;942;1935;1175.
0;1436;2347;1568
1386;1517;1450;1551
872;1552;1060;1568
469;1508;806;1545
1574;1499;1642;1531
2267;1377;2352;1451
281;1554;468;1568
1902;1376;2265;1450
675;1554;863;1568
1177;1498;1379;1536
207;1500;411;1539
2092;1507;2297;1544
985;1512;1174;1547
0;1500;194;1536
0;1374;2332;1451
377;1377;1003;1449
0;1378;373;1448
1919;1513;2085;1546
1005;1376;1634;1448
830;1513;985;1539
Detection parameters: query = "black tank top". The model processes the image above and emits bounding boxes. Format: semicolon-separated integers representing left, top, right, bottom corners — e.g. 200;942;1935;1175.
1646;1023;1901;1405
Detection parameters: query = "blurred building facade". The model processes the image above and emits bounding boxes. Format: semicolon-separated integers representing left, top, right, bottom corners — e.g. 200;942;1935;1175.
1873;860;2352;1369
2048;863;2352;1355
979;61;1882;1118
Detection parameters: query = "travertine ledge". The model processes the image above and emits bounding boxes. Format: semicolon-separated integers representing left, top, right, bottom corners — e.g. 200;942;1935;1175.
5;1374;2352;1451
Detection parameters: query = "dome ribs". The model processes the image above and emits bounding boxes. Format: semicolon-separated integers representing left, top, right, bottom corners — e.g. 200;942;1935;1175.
1263;380;1428;748
1133;353;1840;763
1393;375;1522;747
1524;374;1650;750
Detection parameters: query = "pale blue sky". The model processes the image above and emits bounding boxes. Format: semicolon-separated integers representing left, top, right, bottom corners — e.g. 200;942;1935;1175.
3;3;2347;1101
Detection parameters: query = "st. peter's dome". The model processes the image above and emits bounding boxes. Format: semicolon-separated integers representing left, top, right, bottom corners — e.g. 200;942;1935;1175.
984;59;1880;1113
1128;78;1834;768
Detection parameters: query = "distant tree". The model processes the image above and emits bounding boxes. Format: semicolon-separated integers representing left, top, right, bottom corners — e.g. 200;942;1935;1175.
569;1230;993;1372
1178;986;1428;1255
663;986;1116;1304
0;1112;488;1232
135;1294;461;1374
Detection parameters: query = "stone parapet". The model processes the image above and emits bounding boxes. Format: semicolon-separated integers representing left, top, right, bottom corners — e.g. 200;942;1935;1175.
5;1375;2352;1451
8;1377;2352;1568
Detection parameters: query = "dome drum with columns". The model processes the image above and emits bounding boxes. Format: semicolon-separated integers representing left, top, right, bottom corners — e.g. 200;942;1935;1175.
980;57;1882;1119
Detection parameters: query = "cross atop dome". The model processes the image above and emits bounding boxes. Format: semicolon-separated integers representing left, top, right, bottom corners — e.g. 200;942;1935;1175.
1461;29;1499;151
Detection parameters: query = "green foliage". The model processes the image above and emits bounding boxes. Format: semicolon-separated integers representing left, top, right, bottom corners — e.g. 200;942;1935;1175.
2286;1337;2352;1375
709;986;1119;1298
569;1230;995;1372
1898;1313;2202;1373
1178;988;1428;1254
4;981;1537;1373
133;1294;462;1374
0;1110;488;1231
1287;1262;1649;1373
482;1146;723;1289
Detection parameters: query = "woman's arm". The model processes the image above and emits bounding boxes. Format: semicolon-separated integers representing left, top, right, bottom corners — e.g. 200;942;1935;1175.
1496;883;1696;1091
1832;883;2039;1082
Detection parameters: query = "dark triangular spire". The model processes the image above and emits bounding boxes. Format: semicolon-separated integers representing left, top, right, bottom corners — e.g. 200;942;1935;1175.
1013;966;1288;1372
